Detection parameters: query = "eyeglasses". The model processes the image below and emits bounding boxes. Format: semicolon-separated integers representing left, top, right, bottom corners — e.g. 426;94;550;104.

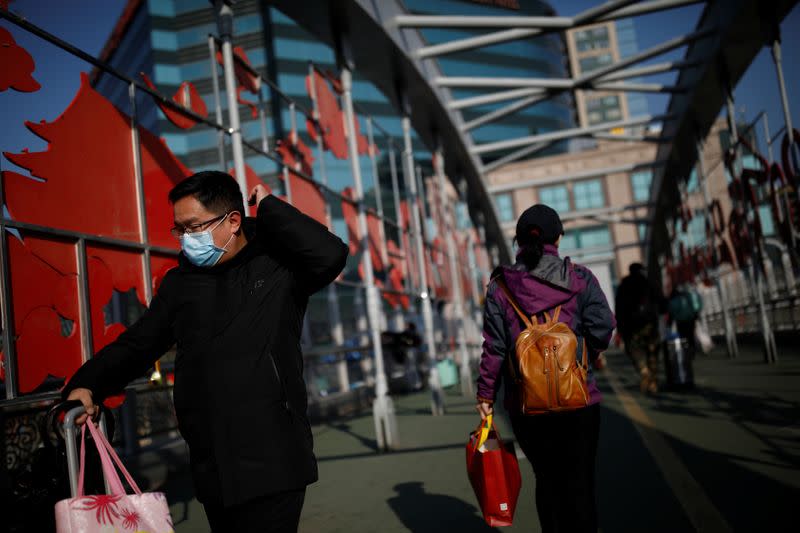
170;213;228;238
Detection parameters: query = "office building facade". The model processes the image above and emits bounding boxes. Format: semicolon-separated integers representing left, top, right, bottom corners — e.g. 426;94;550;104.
566;19;648;128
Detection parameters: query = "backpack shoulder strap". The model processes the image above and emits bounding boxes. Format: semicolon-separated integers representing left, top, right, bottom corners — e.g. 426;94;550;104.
493;275;533;329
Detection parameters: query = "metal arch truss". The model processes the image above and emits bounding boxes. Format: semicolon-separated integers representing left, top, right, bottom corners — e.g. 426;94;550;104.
271;0;785;264
392;0;714;168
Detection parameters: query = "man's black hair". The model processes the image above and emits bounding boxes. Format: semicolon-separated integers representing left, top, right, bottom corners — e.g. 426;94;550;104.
168;170;245;216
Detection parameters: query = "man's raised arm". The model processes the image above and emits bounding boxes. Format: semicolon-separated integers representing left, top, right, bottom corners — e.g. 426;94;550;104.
256;194;349;295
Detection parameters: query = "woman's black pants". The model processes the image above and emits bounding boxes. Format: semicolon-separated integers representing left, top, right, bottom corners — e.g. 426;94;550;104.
511;404;601;533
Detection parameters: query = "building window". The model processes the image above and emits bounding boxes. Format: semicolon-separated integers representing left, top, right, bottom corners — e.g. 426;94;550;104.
758;205;775;236
574;26;610;52
573;179;605;210
585;95;621;125
560;230;579;251
630;170;652;202
539;185;570;213
580;226;612;249
493;193;515;223
560;226;611;252
578;53;613;73
638;224;647;241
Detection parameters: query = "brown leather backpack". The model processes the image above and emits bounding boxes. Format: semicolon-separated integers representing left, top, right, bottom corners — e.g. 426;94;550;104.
496;278;590;415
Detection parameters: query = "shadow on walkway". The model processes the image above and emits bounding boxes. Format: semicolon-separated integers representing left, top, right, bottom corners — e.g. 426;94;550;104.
387;482;496;533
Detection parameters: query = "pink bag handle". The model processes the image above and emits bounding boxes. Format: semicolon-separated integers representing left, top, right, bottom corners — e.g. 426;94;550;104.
78;420;142;497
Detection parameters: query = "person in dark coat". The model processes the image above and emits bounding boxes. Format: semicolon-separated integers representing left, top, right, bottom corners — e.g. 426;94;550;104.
476;205;615;533
614;263;667;394
62;171;348;532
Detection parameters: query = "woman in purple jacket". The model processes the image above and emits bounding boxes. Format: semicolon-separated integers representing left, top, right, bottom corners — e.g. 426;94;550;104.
476;204;615;533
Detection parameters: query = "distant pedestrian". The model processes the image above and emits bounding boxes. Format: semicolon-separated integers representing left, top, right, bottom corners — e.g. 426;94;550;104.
476;204;615;533
668;283;703;352
400;322;423;390
63;171;348;532
615;263;667;394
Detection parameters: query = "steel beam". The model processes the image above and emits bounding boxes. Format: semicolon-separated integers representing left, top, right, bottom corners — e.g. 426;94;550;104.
413;0;704;59
592;132;667;142
393;14;571;29
593;0;706;23
481;141;555;174
573;0;639;25
435;77;572;89
448;87;544;110
473;114;672;155
592;81;685;93
461;93;549;132
596;59;702;82
575;29;715;87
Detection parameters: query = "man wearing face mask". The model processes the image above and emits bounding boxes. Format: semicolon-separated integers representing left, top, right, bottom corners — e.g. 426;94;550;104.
62;171;348;532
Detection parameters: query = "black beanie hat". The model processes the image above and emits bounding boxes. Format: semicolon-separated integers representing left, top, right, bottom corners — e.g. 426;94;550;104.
516;204;564;245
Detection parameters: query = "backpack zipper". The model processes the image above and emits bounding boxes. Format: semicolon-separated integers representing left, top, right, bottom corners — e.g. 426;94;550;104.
543;346;552;409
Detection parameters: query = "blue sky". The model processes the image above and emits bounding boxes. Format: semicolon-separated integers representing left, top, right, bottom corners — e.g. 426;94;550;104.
1;0;798;165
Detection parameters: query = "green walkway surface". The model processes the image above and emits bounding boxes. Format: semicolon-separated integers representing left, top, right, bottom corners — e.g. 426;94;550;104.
130;342;800;532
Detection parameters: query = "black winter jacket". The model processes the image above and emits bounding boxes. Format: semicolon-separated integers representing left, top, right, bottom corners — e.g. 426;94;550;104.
62;195;349;507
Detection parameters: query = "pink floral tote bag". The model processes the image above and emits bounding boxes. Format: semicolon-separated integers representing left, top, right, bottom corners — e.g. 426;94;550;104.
55;419;174;532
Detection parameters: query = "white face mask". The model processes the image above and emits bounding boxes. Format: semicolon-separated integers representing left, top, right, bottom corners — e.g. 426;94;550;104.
180;214;234;267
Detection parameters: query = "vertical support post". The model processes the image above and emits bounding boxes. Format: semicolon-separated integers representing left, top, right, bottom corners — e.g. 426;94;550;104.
258;88;269;154
307;63;347;390
387;143;407;330
76;239;94;364
365;117;390;334
128;81;150;456
696;137;738;358
341;63;398;448
207;35;227;169
764;72;799;258
0;219;17;399
467;229;484;335
771;38;799;174
401;114;444;416
763;112;775;164
435;149;473;397
214;0;247;203
282;166;292;204
725;84;776;363
130;83;153;304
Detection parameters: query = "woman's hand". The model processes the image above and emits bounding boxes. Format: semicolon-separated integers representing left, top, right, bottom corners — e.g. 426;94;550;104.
476;401;493;420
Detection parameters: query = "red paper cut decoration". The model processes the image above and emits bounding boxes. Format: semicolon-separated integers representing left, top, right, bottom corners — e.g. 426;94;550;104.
399;200;421;291
384;239;410;309
140;73;208;130
304;69;375;160
0;27;41;93
1;71;189;393
5;235;81;393
305;70;348;159
341;188;385;272
2;72;189;249
216;46;260;118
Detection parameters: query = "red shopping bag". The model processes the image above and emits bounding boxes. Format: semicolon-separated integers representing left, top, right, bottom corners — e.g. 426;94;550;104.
466;414;522;527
